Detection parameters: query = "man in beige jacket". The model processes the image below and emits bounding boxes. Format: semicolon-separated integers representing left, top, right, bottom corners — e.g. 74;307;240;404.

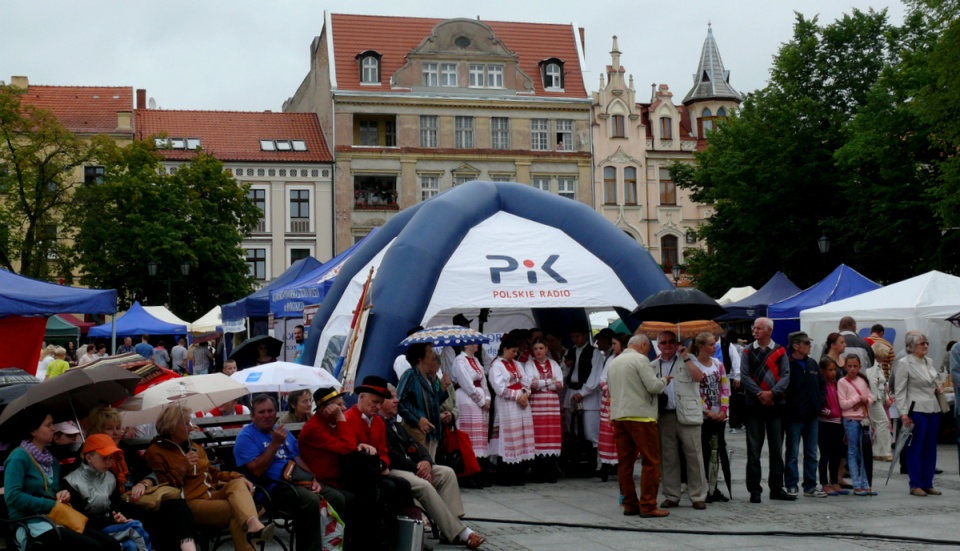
609;334;672;518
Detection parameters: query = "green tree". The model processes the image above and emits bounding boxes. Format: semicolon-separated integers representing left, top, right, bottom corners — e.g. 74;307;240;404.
0;85;101;279
70;140;260;319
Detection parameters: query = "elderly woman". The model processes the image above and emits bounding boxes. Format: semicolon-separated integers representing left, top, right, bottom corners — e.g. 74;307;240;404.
866;342;894;461
397;343;443;459
524;337;565;483
893;332;943;496
3;407;119;550
144;407;272;551
87;407;197;551
279;388;313;424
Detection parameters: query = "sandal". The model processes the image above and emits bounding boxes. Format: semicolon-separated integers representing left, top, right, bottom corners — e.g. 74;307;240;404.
246;522;275;547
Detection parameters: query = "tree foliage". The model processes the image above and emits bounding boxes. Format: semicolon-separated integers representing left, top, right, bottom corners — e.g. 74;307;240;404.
0;85;102;279
676;7;960;296
70;141;261;319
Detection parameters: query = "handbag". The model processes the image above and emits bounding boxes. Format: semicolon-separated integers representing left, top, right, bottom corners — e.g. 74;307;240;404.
125;483;183;511
436;425;465;474
25;450;89;533
283;460;316;487
936;391;950;414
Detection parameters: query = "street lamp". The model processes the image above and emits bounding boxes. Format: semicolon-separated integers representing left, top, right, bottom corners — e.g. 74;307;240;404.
147;260;191;311
817;235;830;255
671;264;682;285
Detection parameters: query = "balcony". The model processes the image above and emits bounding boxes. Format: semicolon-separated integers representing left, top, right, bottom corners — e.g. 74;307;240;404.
255;218;267;233
290;218;310;233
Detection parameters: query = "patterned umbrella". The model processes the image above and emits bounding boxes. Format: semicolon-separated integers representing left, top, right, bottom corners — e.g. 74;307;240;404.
637;320;723;341
397;325;490;350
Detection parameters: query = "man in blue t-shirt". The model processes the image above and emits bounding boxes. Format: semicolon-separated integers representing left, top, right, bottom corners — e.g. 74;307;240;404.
234;394;344;551
134;334;154;360
293;325;306;364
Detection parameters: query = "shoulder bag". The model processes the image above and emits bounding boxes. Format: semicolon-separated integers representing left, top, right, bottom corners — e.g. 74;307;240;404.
25;451;88;533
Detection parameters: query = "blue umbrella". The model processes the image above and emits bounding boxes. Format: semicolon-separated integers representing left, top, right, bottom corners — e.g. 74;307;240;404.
397;325;490;350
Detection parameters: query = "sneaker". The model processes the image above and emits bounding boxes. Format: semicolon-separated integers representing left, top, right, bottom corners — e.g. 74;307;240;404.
804;489;828;498
786;486;799;496
729;428;738;434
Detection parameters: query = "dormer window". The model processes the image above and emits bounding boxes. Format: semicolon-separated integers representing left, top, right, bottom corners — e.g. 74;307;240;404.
540;58;565;91
717;107;727;117
357;51;382;84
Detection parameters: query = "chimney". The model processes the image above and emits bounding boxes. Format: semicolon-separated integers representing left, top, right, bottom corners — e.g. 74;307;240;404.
136;89;147;109
117;111;132;132
11;76;28;89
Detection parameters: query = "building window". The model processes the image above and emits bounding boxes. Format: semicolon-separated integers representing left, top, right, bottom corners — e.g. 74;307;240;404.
452;174;475;186
354;116;397;147
532;177;550;192
455;116;474;149
624;167;637;205
440;63;458;87
542;60;564;90
292;140;307;151
289;189;310;232
612;115;625;138
420;174;439;201
603;167;617;205
40;224;58;259
354;175;398;208
489;173;514;182
717;107;727;117
531;119;549;151
659;117;673;140
659;167;676;205
556;120;573;151
469;64;485;87
488;65;504;88
84;165;104;185
361;55;380;84
558;178;576;200
701;107;714;134
245;248;266;280
422;63;439;87
248;188;266;232
420;115;438;148
359;120;379;146
661;235;679;268
491;117;510;149
290;248;311;264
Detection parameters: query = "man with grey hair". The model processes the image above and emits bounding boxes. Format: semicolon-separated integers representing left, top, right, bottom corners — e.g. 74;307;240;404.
741;317;793;503
609;334;672;518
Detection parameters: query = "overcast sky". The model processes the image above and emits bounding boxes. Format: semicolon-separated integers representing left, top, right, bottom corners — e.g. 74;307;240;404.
4;0;906;112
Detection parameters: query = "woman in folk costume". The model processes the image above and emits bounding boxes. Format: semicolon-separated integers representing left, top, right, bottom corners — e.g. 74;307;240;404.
488;335;535;485
596;333;630;480
452;343;491;459
523;337;564;483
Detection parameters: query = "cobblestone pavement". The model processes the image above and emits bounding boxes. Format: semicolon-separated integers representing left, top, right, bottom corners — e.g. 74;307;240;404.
226;433;960;550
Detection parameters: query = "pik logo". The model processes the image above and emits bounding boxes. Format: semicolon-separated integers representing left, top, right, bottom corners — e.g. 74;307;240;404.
487;255;567;284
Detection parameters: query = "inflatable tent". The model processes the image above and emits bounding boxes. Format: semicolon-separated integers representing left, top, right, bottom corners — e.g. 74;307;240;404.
801;271;960;368
715;272;801;322
302;181;674;383
768;264;880;346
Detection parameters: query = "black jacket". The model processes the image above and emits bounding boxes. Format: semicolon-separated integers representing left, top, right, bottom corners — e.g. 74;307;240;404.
785;355;827;421
383;417;432;473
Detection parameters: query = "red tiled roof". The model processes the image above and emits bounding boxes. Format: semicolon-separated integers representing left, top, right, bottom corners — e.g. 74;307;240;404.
20;85;133;134
330;14;587;98
135;110;332;163
638;103;695;139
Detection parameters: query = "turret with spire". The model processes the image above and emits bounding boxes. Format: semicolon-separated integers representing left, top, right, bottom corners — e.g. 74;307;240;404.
683;23;742;105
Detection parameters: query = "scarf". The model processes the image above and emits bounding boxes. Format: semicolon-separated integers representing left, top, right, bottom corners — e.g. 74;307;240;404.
110;445;130;490
21;440;54;476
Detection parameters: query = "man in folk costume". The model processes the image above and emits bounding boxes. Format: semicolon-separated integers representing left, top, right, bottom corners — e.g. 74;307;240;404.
741;317;795;503
564;328;604;447
652;331;708;510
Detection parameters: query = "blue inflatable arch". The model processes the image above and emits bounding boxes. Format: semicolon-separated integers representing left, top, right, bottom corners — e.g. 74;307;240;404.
302;181;672;382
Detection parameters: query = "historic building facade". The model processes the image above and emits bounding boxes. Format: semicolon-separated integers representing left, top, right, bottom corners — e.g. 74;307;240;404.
135;99;334;283
284;14;593;250
590;27;741;275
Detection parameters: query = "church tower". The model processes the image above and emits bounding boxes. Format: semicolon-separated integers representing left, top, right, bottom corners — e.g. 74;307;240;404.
683;24;742;139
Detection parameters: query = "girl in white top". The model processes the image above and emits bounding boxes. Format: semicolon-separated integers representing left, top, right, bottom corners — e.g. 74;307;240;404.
451;343;491;458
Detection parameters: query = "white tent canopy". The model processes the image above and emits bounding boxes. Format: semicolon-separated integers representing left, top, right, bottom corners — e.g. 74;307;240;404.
800;271;960;368
142;305;193;328
716;286;757;306
191;305;232;334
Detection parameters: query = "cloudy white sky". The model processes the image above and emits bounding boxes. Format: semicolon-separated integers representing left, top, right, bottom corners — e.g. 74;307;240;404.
4;0;906;111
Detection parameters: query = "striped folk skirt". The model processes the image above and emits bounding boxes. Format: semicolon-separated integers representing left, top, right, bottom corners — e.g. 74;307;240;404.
455;387;490;457
529;390;562;457
489;396;536;464
598;391;617;465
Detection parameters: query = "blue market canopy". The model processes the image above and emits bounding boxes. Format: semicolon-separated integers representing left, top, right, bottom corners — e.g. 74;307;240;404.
221;256;323;323
269;230;377;319
89;301;188;337
0;269;116;316
715;271;801;322
301;181;674;383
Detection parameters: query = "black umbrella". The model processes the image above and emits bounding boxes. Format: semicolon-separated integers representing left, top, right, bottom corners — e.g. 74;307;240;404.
0;384;36;418
0;364;140;438
630;288;727;324
229;335;283;369
0;367;40;386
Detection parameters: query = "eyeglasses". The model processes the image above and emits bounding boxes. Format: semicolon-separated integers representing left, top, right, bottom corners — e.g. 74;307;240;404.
917;341;929;346
658;340;677;346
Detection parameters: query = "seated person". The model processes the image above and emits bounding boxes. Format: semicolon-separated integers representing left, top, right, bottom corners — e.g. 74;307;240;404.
234;394;342;551
49;420;82;472
381;385;486;549
279;389;313;425
196;398;250;430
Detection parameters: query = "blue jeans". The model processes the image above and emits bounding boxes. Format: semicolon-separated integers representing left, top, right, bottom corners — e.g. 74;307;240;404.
843;419;868;489
785;417;819;492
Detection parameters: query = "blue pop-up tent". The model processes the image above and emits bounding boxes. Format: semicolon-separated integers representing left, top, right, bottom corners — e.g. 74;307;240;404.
301;181;674;384
221;256;323;324
89;301;188;337
715;271;802;322
269;230;377;319
768;264;880;345
0;269;117;316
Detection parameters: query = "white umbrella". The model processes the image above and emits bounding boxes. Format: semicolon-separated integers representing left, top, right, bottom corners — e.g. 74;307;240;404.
117;373;249;426
231;361;341;393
